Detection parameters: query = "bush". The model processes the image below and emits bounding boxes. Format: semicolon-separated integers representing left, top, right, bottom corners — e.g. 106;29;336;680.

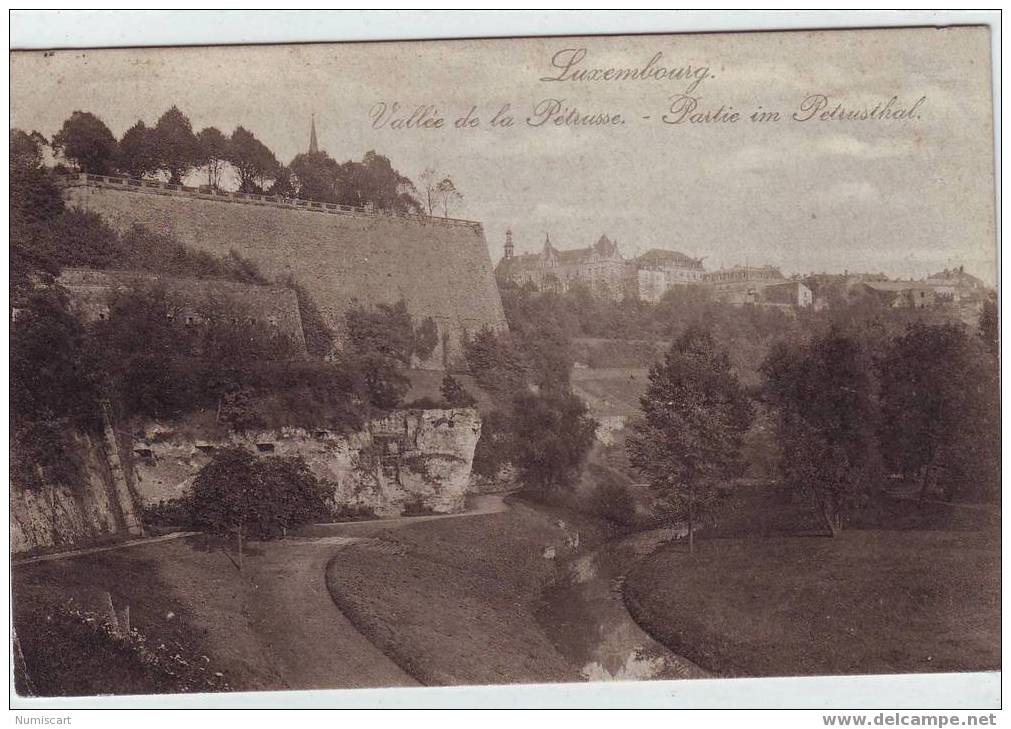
402;395;447;410
15;600;227;696
140;498;192;528
190;448;332;542
590;480;637;527
400;496;437;517
440;374;476;408
328;504;378;522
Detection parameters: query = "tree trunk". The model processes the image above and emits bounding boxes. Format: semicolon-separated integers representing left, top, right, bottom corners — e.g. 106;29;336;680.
687;492;695;554
918;462;933;504
818;492;839;537
237;528;244;572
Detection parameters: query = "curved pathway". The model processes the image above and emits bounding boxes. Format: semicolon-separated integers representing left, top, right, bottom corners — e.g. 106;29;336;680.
239;492;512;689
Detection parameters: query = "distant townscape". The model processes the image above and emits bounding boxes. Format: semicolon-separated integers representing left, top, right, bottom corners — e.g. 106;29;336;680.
495;229;990;323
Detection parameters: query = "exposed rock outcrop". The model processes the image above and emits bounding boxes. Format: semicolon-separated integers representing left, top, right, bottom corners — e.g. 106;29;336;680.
132;408;482;516
11;431;140;554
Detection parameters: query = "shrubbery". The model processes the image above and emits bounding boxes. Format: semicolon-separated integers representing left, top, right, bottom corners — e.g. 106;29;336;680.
589;479;638;527
190;447;332;543
15;599;227;696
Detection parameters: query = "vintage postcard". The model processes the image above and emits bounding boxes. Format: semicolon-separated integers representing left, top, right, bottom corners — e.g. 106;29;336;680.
9;22;998;705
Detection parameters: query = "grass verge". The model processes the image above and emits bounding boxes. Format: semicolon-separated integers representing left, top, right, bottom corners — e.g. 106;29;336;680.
326;496;610;685
623;485;1000;677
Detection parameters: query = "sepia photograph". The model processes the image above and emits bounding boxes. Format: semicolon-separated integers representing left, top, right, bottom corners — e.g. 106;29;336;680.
7;11;1001;711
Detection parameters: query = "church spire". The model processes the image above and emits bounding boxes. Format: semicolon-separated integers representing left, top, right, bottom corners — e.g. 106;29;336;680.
308;114;319;154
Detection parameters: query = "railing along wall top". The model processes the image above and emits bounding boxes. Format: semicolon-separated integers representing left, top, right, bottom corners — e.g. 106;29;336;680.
56;172;483;231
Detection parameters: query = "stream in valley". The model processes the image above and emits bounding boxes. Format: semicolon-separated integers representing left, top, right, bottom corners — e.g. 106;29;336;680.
537;525;711;682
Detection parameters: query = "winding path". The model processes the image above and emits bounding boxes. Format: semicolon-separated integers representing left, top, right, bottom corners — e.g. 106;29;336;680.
237;492;512;688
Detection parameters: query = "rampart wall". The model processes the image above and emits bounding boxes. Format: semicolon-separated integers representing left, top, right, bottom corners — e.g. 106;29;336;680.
60;174;508;367
59;267;308;351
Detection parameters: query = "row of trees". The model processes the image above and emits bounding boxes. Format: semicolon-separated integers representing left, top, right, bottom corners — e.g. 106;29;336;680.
626;314;999;549
26;107;455;214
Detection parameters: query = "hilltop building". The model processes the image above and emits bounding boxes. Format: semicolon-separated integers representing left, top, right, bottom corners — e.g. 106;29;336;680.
860;281;938;310
759;280;814;308
496;230;630;299
702;264;791;305
634;248;706;303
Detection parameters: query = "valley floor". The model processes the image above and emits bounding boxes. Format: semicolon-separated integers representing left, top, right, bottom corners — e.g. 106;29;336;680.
623;488;1001;678
13;484;1000;697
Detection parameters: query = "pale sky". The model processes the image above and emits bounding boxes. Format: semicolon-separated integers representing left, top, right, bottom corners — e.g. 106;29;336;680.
10;27;997;283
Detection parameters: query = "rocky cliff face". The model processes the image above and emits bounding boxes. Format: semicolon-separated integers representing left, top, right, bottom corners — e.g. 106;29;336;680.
132;408;482;516
11;432;139;554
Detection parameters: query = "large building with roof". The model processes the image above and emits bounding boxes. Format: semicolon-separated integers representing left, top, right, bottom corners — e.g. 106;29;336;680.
495;230;631;299
634;248;707;302
494;231;821;309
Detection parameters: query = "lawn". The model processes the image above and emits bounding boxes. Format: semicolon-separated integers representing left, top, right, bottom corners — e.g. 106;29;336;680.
326;496;612;685
13;537;282;695
623;486;1000;677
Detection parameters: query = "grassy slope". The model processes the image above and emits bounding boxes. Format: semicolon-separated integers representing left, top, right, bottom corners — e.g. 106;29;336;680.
13;538;284;695
623;486;1001;677
326;496;611;686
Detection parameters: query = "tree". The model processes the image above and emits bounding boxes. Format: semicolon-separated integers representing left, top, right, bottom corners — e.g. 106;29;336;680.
979;294;998;357
418;167;439;215
418;169;463;217
626;327;752;552
435;176;463;218
344;299;416;366
289;151;340;202
336;151;422;213
151;106;201;184
116;121;158;178
507;388;597;495
342;300;430;409
189;448;331;569
267;165;296;198
11;288;103;429
878;322;999;503
441;374;476;408
196;126;229;189
51;111;117;174
10;288;104;495
414;318;439;362
761;329;880;536
227;126;280;193
463;326;530;395
10;129;47;170
11;129;63;225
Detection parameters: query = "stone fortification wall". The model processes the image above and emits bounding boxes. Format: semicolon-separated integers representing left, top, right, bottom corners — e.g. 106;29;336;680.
132;408;481;516
60;174;507;367
58;268;307;352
